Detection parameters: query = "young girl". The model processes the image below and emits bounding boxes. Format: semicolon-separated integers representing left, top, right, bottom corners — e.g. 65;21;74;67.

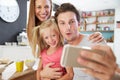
32;18;74;80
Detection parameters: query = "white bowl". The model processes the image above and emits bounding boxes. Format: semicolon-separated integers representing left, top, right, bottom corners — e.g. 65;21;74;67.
0;58;10;64
25;59;35;69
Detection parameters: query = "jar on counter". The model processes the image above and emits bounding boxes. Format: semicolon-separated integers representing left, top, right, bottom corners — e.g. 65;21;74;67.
92;11;96;16
104;10;109;15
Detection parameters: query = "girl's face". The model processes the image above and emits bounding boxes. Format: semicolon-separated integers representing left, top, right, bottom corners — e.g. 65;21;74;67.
42;28;60;48
35;0;51;22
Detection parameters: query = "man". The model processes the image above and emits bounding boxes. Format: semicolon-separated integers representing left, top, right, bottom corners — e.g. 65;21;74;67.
54;3;117;80
40;3;118;80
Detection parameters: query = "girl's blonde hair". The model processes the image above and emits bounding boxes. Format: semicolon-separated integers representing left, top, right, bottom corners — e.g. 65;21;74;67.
27;0;52;45
32;18;63;57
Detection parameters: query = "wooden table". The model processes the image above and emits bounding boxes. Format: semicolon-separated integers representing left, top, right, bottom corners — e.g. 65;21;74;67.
0;62;38;80
0;74;2;79
9;69;36;80
0;69;36;80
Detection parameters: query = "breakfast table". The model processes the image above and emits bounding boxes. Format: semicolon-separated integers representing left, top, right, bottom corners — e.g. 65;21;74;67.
0;60;38;80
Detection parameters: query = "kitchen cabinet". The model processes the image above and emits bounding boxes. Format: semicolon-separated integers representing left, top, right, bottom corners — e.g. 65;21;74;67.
114;28;120;64
0;45;34;61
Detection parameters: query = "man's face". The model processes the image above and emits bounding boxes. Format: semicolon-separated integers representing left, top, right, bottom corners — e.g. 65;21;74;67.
57;11;80;42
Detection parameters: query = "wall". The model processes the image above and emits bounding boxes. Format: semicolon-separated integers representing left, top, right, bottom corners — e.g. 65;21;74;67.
114;7;120;64
0;0;27;45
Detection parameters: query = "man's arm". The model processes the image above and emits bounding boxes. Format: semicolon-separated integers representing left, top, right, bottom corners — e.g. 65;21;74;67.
77;45;117;80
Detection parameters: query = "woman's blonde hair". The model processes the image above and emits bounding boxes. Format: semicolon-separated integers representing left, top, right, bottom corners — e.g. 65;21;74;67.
32;18;63;57
27;0;52;45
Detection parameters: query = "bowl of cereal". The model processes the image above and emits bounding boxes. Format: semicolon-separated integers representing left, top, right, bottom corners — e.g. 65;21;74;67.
25;59;35;69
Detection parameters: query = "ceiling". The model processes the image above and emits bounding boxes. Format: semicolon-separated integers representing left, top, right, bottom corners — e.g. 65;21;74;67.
52;0;120;11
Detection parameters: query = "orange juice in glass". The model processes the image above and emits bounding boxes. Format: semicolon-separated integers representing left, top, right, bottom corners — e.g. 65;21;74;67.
16;61;24;72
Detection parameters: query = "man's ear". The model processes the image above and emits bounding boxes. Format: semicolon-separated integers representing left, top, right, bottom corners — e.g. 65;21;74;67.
78;22;80;28
77;22;81;31
78;22;80;26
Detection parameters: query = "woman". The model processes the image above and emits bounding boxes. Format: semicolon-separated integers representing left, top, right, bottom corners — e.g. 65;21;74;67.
27;0;52;44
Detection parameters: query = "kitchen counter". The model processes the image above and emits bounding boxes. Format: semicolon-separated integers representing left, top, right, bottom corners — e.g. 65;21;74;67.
0;45;39;80
0;45;34;61
0;59;39;80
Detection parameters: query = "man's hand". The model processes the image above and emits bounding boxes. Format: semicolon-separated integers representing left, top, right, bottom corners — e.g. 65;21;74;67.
89;32;105;43
77;45;117;80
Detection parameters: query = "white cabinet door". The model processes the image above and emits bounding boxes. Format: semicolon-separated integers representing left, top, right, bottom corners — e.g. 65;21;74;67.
1;46;34;61
114;29;120;64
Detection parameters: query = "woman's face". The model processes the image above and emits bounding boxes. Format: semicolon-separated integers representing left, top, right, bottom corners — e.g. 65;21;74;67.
35;0;51;22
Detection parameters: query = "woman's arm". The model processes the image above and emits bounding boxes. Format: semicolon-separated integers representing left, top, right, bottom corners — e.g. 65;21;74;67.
57;67;74;80
116;65;120;74
40;63;63;79
36;59;43;80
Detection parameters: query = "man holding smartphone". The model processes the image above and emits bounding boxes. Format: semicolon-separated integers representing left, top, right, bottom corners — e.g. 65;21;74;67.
54;3;117;80
40;3;118;80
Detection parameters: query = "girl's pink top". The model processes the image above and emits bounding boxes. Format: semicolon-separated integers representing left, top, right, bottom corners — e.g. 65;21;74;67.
41;47;66;75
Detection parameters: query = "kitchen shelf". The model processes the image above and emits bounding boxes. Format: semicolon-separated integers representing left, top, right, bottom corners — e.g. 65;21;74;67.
82;14;114;18
80;9;115;32
80;9;115;42
80;30;114;32
86;22;114;25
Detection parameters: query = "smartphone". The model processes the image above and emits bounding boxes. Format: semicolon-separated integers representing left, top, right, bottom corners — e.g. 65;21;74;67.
60;45;105;68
